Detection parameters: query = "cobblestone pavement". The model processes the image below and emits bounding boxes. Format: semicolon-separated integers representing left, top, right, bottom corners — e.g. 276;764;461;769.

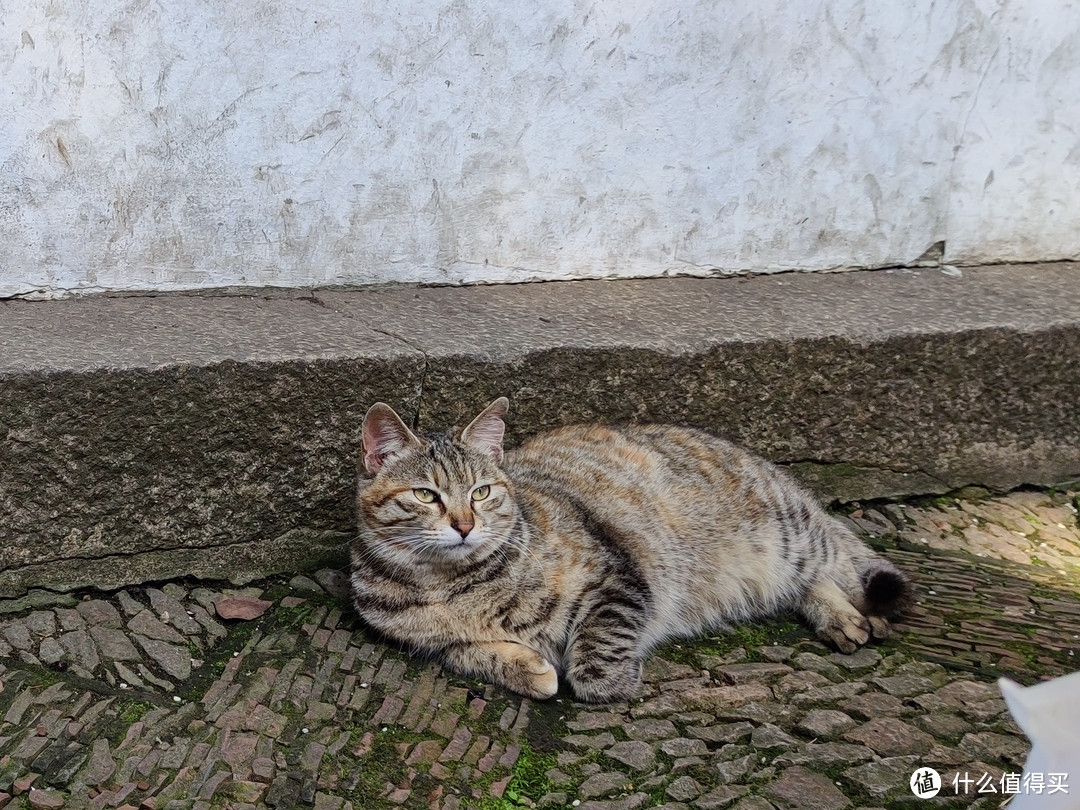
1;488;1078;810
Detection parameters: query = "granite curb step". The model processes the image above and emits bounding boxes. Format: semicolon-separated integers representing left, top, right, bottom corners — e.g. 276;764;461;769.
5;264;1080;598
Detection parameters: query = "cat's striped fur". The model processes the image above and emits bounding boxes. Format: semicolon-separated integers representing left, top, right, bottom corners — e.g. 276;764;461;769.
351;398;912;703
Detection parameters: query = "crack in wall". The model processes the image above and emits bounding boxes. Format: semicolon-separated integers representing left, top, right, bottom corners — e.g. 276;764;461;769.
1;530;353;577
7;259;1080;302
369;327;430;430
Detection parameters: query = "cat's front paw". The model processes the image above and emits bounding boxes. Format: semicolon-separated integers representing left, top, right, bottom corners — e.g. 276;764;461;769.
570;659;643;704
493;642;559;699
517;657;559;700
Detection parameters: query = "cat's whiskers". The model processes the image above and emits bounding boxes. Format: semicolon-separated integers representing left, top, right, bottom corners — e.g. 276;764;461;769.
353;531;437;580
481;525;549;586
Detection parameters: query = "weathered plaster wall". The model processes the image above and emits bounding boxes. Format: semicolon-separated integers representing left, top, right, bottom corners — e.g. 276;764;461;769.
1;0;1078;297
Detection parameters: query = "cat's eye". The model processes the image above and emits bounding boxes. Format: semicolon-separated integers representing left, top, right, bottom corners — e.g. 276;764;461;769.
471;485;491;501
413;488;438;504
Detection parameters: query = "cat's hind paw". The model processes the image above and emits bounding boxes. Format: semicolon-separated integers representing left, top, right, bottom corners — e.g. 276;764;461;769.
801;578;877;654
817;612;871;654
867;615;892;639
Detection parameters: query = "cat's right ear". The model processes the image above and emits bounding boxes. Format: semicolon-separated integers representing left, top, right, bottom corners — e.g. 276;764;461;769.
362;403;422;474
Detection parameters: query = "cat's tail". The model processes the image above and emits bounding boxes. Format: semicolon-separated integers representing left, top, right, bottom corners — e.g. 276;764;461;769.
858;556;914;618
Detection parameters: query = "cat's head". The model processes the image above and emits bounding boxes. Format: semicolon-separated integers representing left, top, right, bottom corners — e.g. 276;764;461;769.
356;397;517;566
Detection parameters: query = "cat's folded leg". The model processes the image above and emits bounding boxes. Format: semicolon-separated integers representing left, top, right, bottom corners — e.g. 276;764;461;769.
798;577;872;654
440;640;558;700
564;615;645;704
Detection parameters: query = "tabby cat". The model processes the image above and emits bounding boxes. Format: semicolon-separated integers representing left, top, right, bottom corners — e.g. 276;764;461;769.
351;398;911;703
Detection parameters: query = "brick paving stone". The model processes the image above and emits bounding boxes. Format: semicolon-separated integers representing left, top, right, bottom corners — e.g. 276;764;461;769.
686;722;754;744
26;788;65;809
76;600;122;628
934;679;1000;706
188;605;226;640
23;613;56;639
133;638;191;680
714;753;756;784
923;719;981;752
461;735;490;766
220;780;267;803
405;740;443;767
756;644;794;663
693;785;749;809
796;709;857;738
53;610;84;633
679;684;774;712
564;732;617;752
249;755;275;784
13;773;39;792
827;649;881;670
2;622;34;651
790;682;867;706
660;738;709;757
666;775;703;801
713;663;794;684
644;659;701;681
764;766;851;810
631;695;686;717
623;719;678;741
750;723;799;749
773;670;831;697
116;591;142;617
577;795;650;810
14;736;49;763
869;675;935;697
843;717;935;756
128;611;186;646
773;742;876;768
790;652;843;681
438;728;472;763
87;627;139;662
659;676;711;693
603;740;656;772
730;798;780;810
841;755;922;799
579;771;633;800
3;688;36;725
146;589;202;635
83;738;115;785
840;691;906;720
710;701;784;725
671;711;711;726
957;731;1029;764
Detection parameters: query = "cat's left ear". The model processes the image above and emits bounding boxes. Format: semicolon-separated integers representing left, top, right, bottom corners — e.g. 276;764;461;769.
460;397;509;463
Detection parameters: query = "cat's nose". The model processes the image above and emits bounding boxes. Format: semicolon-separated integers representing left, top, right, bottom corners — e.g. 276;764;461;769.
452;521;474;538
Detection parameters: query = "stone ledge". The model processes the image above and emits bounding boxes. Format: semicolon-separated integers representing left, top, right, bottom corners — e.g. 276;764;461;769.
2;263;1080;596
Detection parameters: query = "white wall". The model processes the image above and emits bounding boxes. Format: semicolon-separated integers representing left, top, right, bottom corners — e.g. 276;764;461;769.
1;0;1078;297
